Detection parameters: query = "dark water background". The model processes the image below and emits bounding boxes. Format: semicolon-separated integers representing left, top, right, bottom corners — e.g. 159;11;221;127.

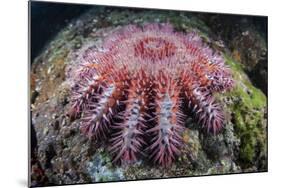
30;1;91;61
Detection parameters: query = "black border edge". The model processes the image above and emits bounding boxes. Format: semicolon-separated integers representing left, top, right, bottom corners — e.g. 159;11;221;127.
28;0;31;187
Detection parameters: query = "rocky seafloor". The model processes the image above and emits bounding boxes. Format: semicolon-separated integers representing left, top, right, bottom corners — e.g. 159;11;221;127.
30;7;267;187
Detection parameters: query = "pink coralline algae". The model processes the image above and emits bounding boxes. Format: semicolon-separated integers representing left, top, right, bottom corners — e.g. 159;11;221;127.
67;23;234;166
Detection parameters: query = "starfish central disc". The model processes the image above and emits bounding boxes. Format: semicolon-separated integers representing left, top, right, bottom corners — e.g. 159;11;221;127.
134;37;176;61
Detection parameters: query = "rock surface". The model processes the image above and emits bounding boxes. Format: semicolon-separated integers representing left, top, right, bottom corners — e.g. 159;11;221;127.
30;8;267;186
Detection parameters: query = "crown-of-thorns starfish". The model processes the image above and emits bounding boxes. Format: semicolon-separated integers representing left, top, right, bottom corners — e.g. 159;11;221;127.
67;23;234;166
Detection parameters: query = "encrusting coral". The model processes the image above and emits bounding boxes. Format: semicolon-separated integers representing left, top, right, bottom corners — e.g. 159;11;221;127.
67;23;234;166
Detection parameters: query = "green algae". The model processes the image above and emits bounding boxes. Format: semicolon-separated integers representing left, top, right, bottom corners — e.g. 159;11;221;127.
224;56;267;167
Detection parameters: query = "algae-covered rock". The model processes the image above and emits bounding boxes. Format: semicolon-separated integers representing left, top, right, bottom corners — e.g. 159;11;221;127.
30;7;267;186
224;57;267;169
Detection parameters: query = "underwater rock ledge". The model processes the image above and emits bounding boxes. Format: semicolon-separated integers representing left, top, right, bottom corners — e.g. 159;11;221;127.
30;8;267;186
